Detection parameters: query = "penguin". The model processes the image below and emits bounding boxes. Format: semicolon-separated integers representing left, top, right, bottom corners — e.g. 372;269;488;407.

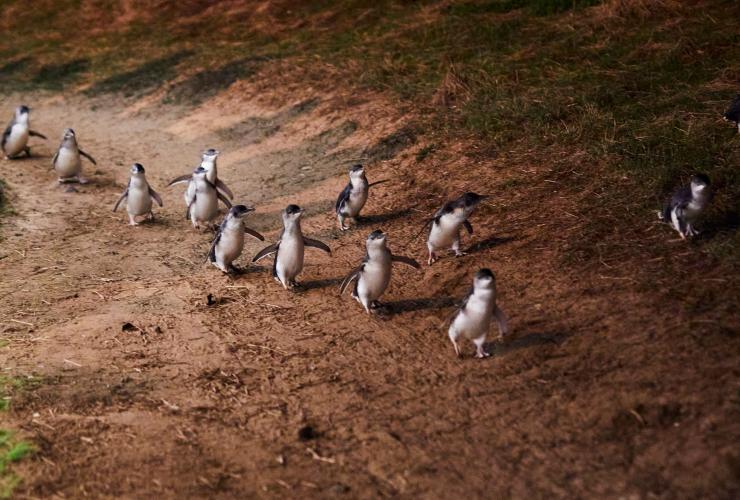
658;173;712;239
252;204;331;289
167;148;233;201
207;205;265;273
51;128;96;183
2;105;47;159
339;229;420;314
423;192;487;265
335;164;388;230
448;268;508;358
724;94;740;133
112;163;163;226
180;166;232;229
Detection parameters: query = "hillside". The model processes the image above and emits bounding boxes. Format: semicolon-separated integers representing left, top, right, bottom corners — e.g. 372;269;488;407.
1;1;738;497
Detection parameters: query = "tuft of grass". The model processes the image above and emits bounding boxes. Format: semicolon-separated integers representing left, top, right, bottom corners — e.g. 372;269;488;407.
0;375;42;413
0;430;34;500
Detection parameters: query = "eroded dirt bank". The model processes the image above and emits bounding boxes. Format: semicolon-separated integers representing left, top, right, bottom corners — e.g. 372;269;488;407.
1;82;738;498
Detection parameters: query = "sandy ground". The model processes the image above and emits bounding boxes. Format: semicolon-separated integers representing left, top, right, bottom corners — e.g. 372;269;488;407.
0;86;738;498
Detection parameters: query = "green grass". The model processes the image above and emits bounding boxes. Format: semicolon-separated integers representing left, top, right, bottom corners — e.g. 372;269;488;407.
0;375;42;413
0;430;34;499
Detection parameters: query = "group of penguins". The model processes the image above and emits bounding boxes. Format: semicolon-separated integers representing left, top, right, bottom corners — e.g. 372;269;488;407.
2;95;739;357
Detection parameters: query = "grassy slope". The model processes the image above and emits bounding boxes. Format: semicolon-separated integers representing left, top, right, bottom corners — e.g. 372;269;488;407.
1;0;737;249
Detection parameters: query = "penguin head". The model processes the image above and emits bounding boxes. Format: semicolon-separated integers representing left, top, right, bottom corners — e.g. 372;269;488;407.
131;163;145;175
193;166;208;178
349;164;365;178
690;173;711;192
367;229;387;247
202;148;220;160
455;192;487;216
62;128;76;139
230;205;255;219
15;105;29;123
283;204;304;222
473;268;496;289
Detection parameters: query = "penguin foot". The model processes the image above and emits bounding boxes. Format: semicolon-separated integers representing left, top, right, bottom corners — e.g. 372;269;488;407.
427;253;438;265
454;251;467;258
147;211;155;221
78;177;89;185
475;350;491;359
451;340;461;358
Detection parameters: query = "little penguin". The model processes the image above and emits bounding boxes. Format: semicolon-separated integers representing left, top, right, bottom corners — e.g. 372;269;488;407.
52;128;96;183
339;229;420;314
448;268;508;358
167;148;233;201
724;94;740;133
252;204;331;289
2;105;47;159
658;173;712;239
180;166;232;229
207;205;265;273
335;164;388;230
424;192;487;265
112;163;163;225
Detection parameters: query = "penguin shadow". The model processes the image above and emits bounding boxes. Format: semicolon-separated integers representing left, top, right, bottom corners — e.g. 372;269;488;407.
356;208;412;227
465;235;516;254
379;296;458;317
300;276;344;291
484;332;568;356
696;209;739;240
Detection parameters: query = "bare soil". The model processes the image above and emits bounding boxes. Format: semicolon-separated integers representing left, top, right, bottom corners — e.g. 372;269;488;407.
1;80;739;498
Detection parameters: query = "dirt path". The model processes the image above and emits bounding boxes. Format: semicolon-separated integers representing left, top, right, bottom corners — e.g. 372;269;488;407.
1;91;738;498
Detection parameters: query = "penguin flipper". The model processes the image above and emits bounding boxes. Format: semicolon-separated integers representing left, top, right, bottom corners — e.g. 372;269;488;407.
252;243;279;263
492;305;509;337
339;264;364;295
29;130;47;139
463;220;473;235
206;232;221;263
185;203;192;220
368;179;389;188
113;189;129;212
79;149;97;165
215;179;234;199
51;151;58;168
391;254;421;269
335;183;351;214
217;190;232;208
244;226;265;241
167;174;192;187
303;237;331;255
149;187;164;207
1;125;9;150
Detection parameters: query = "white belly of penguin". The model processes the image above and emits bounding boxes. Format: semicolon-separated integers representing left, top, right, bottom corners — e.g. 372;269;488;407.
4;125;29;156
190;190;218;223
357;259;391;302
452;292;495;339
428;215;461;249
55;148;81;178
126;186;152;216
345;190;368;217
276;236;304;281
216;229;244;265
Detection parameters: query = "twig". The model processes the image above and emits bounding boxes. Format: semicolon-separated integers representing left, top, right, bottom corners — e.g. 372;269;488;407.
306;447;335;464
63;359;82;367
10;319;34;327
